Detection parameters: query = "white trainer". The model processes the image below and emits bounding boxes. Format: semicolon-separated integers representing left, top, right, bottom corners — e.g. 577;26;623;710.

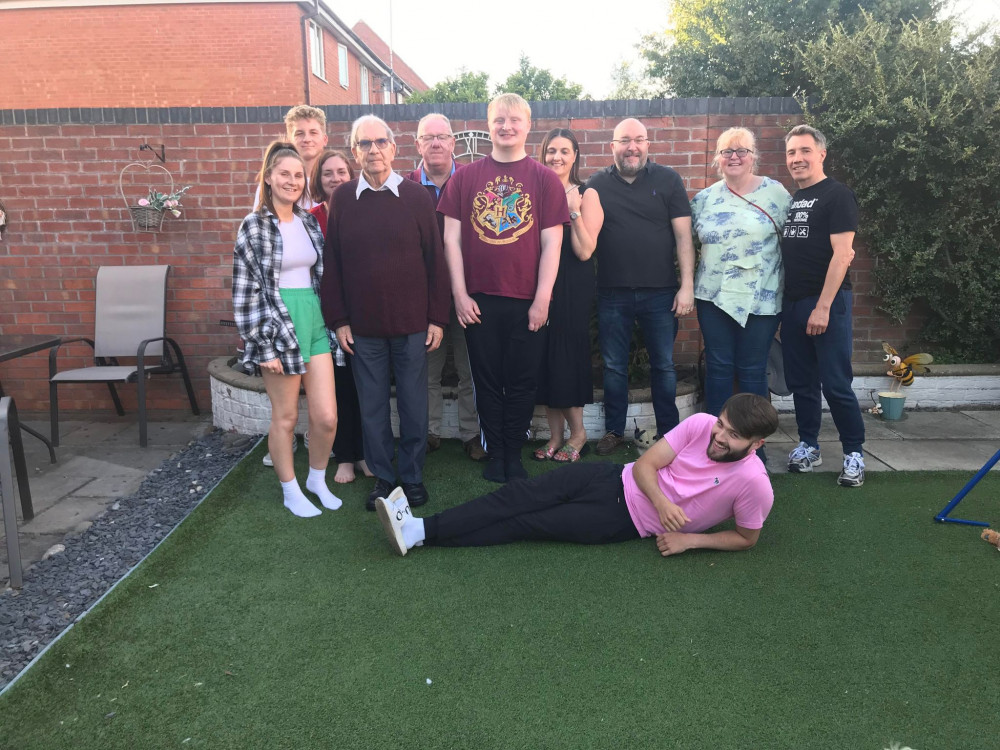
262;434;298;467
376;486;411;556
839;452;866;487
787;442;822;473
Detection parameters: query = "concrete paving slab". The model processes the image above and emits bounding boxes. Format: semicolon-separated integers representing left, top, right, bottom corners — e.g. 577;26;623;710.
104;420;211;447
878;411;1000;440
71;444;180;472
864;439;1000;472
20;495;119;535
72;471;148;499
765;441;893;473
961;410;1000;431
55;419;135;445
775;412;902;442
0;531;64;578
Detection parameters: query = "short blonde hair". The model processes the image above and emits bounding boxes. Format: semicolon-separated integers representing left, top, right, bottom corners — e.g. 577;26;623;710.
714;127;758;176
417;113;452;136
488;93;531;121
284;105;327;138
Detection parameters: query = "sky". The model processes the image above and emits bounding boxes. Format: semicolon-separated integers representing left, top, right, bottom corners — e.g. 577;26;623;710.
327;0;1000;99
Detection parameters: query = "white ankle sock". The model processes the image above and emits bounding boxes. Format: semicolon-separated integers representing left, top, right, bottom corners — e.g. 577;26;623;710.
281;479;321;517
402;517;425;549
305;467;343;510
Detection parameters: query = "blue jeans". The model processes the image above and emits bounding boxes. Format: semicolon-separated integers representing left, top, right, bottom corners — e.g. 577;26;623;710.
597;287;678;436
781;290;865;455
696;300;780;416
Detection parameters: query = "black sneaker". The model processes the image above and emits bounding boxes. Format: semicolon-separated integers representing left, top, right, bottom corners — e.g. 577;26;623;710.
366;477;395;512
401;481;429;508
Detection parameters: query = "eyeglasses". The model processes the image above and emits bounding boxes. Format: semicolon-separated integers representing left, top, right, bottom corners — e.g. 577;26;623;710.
418;134;454;143
356;138;392;151
720;148;753;158
611;137;649;146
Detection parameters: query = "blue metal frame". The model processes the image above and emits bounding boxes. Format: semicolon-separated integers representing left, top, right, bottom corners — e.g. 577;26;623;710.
933;448;1000;527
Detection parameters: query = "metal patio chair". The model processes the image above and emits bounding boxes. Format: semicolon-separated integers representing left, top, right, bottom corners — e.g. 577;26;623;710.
48;265;200;447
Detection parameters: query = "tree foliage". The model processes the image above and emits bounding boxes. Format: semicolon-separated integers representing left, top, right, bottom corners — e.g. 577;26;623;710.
799;15;1000;359
406;69;491;103
495;55;585;101
407;57;587;103
640;0;939;97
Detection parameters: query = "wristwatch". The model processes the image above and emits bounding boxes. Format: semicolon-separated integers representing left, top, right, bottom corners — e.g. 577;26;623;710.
569;211;580;220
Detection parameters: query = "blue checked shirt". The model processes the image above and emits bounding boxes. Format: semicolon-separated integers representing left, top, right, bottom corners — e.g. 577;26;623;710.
232;205;336;375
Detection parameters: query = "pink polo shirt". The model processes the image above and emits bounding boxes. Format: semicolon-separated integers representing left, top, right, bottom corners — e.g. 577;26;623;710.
621;413;774;536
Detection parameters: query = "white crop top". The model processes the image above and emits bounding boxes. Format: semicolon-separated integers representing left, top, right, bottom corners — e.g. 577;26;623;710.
277;215;318;289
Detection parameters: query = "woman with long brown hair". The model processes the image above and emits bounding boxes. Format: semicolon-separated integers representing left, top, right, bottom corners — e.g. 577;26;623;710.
232;141;341;516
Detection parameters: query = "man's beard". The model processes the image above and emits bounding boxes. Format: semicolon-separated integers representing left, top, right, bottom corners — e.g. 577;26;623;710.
614;153;647;177
706;439;752;463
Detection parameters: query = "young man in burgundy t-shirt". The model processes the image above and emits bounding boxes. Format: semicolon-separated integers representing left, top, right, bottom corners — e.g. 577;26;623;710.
438;93;570;483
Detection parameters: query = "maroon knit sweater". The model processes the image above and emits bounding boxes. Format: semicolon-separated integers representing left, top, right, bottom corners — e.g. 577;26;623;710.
320;178;451;337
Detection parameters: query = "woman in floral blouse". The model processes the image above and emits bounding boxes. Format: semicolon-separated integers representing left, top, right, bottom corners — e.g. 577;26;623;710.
691;128;792;417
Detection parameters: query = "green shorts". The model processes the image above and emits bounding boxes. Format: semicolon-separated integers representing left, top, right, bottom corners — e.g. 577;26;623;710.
279;288;331;362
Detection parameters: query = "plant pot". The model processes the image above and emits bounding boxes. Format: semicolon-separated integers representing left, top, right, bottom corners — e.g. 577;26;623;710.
128;205;165;232
878;391;906;420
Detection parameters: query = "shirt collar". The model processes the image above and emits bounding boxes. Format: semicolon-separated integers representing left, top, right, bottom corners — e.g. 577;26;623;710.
419;161;456;187
356;171;403;198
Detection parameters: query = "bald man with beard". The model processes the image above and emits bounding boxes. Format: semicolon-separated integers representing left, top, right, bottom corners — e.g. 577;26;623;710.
586;118;696;456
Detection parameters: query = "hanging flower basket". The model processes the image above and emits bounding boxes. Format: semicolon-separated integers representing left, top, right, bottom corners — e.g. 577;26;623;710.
128;205;165;232
119;162;190;233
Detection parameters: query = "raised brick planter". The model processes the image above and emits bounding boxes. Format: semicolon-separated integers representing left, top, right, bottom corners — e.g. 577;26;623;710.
209;357;701;438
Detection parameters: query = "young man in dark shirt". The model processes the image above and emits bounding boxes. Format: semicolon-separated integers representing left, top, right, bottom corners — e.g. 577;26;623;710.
780;124;865;487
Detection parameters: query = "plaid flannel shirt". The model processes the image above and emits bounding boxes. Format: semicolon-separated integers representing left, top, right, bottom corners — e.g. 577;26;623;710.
232;206;336;375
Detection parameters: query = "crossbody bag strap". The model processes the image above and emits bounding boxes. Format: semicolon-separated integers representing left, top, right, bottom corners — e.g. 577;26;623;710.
726;183;782;239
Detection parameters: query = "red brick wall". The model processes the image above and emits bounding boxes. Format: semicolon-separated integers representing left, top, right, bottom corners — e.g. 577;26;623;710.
1;5;305;107
0;106;920;414
307;23;365;106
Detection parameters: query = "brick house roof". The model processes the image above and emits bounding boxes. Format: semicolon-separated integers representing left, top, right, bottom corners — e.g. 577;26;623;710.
351;21;429;93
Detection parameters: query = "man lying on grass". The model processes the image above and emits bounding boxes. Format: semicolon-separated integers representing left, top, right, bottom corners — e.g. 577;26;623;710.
376;393;778;557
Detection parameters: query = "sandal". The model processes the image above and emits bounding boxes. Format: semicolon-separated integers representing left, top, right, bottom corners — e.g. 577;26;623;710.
553;442;590;463
533;444;558;461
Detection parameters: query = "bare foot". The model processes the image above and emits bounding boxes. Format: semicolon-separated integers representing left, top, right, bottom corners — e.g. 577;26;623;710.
333;462;356;483
357;460;374;478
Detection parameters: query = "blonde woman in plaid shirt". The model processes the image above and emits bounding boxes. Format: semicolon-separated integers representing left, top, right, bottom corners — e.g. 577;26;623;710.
233;142;341;517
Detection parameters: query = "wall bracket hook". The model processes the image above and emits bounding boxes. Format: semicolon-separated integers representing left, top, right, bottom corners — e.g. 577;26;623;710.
139;143;166;164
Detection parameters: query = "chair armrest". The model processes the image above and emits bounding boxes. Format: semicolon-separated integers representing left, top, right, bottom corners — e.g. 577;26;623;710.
136;337;168;374
49;337;97;378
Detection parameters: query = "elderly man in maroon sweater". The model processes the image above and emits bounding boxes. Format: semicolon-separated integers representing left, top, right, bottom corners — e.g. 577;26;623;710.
321;115;451;511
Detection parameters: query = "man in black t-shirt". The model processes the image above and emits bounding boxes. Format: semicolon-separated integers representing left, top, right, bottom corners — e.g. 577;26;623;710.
780;125;865;487
587;118;695;455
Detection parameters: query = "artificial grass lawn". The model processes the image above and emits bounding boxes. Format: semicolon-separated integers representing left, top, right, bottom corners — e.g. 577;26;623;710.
1;441;998;750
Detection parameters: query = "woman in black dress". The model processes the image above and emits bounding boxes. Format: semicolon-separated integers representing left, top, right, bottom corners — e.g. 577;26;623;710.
533;129;604;462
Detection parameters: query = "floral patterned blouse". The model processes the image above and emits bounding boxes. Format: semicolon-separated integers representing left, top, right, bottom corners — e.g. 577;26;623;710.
691;177;792;326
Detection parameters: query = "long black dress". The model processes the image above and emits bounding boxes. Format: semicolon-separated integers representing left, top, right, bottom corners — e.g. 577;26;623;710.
536;186;595;409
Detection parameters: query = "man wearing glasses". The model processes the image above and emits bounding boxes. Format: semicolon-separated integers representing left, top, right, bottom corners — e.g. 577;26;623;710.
405;114;485;463
587;118;696;456
320;115;451;511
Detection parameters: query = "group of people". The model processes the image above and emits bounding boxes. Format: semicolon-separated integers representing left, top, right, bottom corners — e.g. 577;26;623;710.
232;97;867;558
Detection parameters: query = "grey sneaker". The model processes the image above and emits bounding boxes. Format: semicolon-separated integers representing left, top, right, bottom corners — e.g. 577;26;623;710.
838;452;865;487
262;434;298;467
787;442;822;473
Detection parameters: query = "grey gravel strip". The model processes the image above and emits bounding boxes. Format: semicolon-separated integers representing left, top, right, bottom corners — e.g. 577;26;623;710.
0;429;257;692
